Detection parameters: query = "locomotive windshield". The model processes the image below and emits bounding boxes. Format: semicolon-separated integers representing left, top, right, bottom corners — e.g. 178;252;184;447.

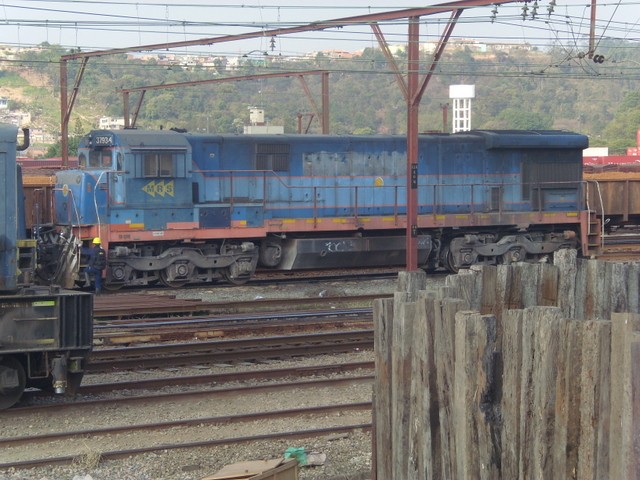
78;148;112;169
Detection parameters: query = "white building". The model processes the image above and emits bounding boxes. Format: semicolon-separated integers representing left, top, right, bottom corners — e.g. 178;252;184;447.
243;108;284;134
99;117;126;129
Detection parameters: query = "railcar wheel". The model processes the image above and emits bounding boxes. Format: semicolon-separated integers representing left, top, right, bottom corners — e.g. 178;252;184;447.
103;282;124;291
65;372;85;397
0;357;26;410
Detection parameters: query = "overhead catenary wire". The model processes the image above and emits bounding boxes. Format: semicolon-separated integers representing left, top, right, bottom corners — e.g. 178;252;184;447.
1;1;639;51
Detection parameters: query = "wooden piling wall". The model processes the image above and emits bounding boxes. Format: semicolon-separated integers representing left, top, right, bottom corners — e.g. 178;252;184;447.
373;253;640;479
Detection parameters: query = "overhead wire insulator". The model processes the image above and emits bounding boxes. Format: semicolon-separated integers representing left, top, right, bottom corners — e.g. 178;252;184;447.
547;0;556;16
521;4;528;20
490;4;498;23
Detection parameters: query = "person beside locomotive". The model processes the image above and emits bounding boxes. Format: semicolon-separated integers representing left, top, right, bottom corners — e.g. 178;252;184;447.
84;237;106;293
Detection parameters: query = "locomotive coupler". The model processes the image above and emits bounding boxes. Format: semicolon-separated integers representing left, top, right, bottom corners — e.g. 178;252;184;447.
51;356;68;394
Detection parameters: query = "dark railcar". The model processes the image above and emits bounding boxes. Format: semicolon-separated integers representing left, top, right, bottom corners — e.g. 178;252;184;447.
0;125;93;409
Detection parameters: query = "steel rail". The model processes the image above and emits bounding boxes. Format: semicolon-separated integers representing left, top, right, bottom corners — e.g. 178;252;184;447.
8;375;374;414
94;293;391;320
22;361;374;397
0;402;372;449
0;423;372;470
93;308;373;345
87;330;374;371
95;307;372;329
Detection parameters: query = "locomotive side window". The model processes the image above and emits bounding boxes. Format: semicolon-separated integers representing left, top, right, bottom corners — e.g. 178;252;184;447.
255;143;290;172
142;152;176;177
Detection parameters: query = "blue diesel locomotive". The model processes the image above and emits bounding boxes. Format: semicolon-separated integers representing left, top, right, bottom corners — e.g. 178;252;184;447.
1;125;93;409
51;129;590;290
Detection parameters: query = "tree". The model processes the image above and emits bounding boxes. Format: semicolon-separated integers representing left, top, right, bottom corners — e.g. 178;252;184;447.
486;108;553;130
602;91;640;153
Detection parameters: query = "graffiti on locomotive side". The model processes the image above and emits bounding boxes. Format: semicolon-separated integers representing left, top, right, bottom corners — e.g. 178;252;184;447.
323;240;356;252
142;180;175;197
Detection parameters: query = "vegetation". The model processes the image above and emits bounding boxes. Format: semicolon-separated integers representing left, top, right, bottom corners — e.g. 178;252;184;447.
1;40;639;155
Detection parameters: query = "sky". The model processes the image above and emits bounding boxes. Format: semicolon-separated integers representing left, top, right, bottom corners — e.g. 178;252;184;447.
1;0;639;59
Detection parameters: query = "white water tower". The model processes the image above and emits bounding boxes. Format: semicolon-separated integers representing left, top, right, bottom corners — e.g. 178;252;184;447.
449;85;475;133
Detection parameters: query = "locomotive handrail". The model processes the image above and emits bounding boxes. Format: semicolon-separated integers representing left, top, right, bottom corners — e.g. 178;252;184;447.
584;180;605;249
192;168;292;188
186;171;583;220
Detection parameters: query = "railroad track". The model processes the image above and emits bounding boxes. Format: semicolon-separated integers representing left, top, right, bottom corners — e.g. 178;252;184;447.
107;267;401;295
1;368;374;470
21;361;374;400
94;307;374;345
0;405;372;469
88;329;374;372
93;292;390;320
0;420;372;470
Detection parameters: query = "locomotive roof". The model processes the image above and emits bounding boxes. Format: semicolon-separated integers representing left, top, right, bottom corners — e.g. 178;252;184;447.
85;129;191;149
88;129;587;150
186;129;587;148
467;130;589;149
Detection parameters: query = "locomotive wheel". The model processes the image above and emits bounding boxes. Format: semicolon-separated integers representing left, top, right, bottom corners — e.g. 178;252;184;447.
0;357;26;410
159;268;190;288
222;267;251;286
500;247;524;265
159;271;189;288
440;245;459;273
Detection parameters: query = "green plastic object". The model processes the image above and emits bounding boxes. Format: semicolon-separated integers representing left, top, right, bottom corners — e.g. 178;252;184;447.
283;447;307;466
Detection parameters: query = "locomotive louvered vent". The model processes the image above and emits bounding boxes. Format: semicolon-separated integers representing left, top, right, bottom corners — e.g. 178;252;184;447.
256;143;290;172
521;151;581;200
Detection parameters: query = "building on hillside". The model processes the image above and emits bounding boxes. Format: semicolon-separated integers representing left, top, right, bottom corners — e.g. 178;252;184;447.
243;107;284;134
99;117;126;129
0;110;31;127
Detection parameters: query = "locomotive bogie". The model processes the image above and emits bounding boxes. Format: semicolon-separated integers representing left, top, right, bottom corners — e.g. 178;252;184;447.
444;229;579;271
99;240;259;288
51;129;590;288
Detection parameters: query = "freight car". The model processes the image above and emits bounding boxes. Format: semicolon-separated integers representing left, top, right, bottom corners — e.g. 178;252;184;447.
0;125;93;409
50;129;590;290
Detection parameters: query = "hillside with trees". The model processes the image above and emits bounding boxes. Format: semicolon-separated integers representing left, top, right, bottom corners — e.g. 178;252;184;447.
2;39;640;156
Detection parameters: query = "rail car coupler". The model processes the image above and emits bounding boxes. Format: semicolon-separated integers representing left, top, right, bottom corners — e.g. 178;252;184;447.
51;357;68;394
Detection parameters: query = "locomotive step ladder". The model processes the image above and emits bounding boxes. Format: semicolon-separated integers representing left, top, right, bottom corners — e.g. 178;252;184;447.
585;210;602;257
